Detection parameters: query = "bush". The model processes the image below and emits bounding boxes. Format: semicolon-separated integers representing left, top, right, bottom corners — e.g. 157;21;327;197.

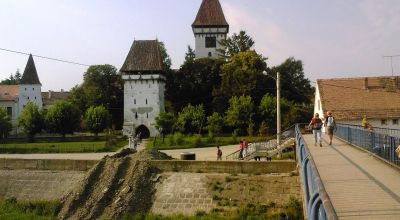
193;134;202;147
173;132;184;145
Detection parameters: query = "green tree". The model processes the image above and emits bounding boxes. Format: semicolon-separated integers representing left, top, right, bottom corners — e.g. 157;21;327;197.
213;51;269;113
45;101;80;137
166;58;225;114
184;45;196;63
17;102;44;141
0;69;21;85
225;95;254;135
158;41;172;70
176;104;205;134
68;64;123;129
270;57;313;104
206;112;224;137
217;30;255;59
155;112;176;135
0;108;12;141
258;121;268;137
85;106;110;136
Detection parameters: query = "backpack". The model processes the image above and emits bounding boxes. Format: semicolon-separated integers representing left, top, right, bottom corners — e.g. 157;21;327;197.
312;118;323;130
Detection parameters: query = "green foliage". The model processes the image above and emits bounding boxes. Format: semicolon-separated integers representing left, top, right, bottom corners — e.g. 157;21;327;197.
166;58;225;114
213;51;268;112
17;102;44;141
247;121;255;136
217;30;255;59
0;197;58;219
206;112;224;138
0;69;21;85
158;41;172;69
184;45;196;63
270;57;313;104
225;96;254;135
193;134;202;147
176;104;205;134
0;108;12;141
68;64;123;129
45;101;80;137
258;121;268;137
173;132;184;145
155;112;176;135
85;106;110;136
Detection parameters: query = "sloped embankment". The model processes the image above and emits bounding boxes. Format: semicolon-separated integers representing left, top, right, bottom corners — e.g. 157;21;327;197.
57;149;172;220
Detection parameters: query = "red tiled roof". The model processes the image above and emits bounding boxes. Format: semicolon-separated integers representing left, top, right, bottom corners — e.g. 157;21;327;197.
318;76;400;120
42;91;70;109
0;85;19;101
192;0;229;27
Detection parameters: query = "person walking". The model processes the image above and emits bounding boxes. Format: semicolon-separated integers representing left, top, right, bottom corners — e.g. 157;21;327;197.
243;138;249;158
217;146;222;160
239;141;244;160
309;113;323;147
324;111;336;145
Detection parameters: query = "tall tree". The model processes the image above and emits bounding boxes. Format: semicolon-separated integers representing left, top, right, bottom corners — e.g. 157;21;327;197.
0;69;21;85
85;106;110;136
69;64;123;129
45;101;80;137
0;108;12;141
176;104;205;134
206;112;224;137
217;30;255;59
270;57;313;104
166;58;225;114
17;102;44;141
184;45;196;63
225;95;254;135
158;41;172;70
212;50;269;113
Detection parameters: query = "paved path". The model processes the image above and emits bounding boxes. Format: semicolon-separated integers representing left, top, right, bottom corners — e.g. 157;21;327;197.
303;134;400;220
0;141;240;161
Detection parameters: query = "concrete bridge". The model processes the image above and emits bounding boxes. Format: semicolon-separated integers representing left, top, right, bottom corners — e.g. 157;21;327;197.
297;124;400;220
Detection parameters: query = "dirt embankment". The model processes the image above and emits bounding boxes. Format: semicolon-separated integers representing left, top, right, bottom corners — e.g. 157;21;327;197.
57;149;172;220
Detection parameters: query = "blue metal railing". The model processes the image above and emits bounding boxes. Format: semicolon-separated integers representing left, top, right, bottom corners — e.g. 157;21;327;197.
296;124;338;220
336;123;400;167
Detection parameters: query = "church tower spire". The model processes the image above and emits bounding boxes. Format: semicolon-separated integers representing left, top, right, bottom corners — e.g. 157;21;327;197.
192;0;229;58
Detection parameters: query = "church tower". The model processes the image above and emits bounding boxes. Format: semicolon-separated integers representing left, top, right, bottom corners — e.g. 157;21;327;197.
192;0;229;58
18;54;42;115
120;40;165;138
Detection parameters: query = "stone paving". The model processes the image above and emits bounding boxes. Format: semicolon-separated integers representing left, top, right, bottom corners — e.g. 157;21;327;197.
151;172;215;215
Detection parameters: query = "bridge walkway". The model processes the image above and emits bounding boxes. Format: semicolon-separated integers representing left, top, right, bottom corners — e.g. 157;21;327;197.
303;134;400;219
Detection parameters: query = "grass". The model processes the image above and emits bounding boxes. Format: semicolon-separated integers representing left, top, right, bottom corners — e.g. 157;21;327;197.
0;140;128;154
147;134;270;150
0;198;58;220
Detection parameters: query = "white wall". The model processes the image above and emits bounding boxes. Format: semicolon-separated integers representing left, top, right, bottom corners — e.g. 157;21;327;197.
122;74;165;137
18;84;42;115
193;27;227;59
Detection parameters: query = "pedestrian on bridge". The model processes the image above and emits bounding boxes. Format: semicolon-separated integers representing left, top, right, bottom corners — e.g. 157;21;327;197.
324;111;336;145
309;113;323;147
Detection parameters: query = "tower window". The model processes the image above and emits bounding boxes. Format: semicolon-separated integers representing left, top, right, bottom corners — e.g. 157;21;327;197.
205;36;216;48
208;52;212;57
27;96;29;100
35;96;36;99
25;88;27;91
135;112;138;119
147;113;149;118
7;107;12;117
146;99;148;104
33;88;34;91
134;99;136;104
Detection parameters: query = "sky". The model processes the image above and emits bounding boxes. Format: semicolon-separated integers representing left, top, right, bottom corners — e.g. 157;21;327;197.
0;0;399;91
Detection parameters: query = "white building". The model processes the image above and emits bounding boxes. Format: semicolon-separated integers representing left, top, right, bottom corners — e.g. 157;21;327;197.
192;0;229;59
0;54;43;134
120;40;165;138
314;76;400;129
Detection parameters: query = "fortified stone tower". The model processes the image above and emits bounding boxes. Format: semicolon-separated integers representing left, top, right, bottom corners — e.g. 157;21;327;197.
120;40;165;138
18;54;42;115
192;0;229;58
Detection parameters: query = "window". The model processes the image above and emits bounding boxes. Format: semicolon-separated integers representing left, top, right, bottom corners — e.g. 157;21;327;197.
6;107;12;117
205;36;216;48
146;99;148;105
208;52;212;57
33;88;34;91
393;119;399;125
135;112;138;119
147;113;149;118
134;99;136;104
381;119;387;125
27;96;29;100
24;88;26;91
35;96;36;99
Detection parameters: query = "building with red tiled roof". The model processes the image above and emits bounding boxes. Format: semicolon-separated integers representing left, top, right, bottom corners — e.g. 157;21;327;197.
314;76;400;129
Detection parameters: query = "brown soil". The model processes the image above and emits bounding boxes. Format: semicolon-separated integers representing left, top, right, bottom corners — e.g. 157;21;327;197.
57;149;172;220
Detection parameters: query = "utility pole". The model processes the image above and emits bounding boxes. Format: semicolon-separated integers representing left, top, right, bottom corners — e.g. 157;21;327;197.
383;55;400;76
276;72;281;146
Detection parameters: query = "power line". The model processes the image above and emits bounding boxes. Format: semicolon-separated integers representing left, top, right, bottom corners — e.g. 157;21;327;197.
383;54;400;76
0;47;91;67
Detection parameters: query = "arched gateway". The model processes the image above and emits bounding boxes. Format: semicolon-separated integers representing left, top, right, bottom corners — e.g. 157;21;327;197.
135;125;150;139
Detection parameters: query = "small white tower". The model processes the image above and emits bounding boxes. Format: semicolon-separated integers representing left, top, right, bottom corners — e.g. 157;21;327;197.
18;54;42;115
120;40;165;138
192;0;229;58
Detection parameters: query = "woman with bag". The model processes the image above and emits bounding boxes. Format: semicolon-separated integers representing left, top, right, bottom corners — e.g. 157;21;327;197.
309;113;323;147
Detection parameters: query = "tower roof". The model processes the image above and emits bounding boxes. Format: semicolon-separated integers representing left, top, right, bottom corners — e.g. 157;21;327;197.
192;0;229;27
21;54;41;85
120;40;164;73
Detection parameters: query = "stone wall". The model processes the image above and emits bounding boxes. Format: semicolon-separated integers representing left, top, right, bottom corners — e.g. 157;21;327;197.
0;158;98;171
